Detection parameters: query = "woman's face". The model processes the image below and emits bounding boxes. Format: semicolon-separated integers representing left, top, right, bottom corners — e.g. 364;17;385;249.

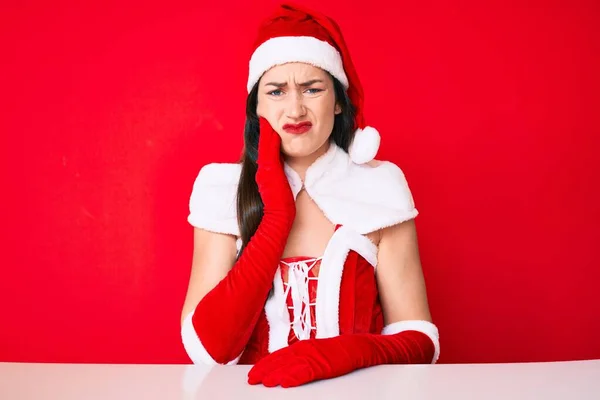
256;62;341;159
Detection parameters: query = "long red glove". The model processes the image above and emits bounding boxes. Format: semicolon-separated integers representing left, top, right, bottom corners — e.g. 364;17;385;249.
191;117;296;364
248;329;436;387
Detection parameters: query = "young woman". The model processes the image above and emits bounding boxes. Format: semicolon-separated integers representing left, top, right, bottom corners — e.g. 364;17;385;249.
180;3;440;388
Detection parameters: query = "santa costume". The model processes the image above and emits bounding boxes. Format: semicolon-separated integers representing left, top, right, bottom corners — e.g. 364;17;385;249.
181;3;440;387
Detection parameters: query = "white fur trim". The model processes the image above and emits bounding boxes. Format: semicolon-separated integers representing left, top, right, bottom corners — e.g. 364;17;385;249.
382;320;440;364
264;267;291;353
315;226;378;338
283;162;304;201
247;36;349;92
187;143;418;245
188;163;241;238
349;126;381;164
302;144;419;234
181;311;242;365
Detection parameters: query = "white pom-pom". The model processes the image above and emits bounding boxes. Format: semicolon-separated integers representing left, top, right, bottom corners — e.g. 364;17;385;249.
348;126;381;164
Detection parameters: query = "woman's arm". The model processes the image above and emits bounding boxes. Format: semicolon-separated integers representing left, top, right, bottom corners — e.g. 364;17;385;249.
180;228;237;326
374;218;440;361
181;117;296;366
376;218;432;324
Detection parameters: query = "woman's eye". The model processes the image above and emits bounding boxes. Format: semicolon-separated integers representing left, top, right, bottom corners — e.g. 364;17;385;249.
306;88;323;94
268;89;283;96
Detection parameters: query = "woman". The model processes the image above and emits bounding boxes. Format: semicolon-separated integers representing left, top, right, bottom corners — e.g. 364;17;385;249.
180;3;440;388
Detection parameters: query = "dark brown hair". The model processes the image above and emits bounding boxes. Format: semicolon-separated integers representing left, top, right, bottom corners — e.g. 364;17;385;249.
235;74;356;258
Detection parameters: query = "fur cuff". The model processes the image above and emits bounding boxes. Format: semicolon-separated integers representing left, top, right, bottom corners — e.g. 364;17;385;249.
382;320;440;364
181;311;242;365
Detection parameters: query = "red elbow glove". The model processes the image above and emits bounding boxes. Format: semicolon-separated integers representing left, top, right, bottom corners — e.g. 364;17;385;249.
248;320;439;387
182;117;296;365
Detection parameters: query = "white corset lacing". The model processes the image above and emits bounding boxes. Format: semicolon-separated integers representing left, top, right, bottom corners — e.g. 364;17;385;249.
281;257;322;340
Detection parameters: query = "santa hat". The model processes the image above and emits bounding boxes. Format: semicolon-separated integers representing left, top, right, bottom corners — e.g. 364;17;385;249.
247;3;380;164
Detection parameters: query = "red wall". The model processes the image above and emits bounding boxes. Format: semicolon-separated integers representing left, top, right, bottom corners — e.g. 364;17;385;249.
1;0;599;364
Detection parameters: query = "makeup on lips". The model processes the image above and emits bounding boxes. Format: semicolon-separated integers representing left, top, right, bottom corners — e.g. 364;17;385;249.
283;121;313;134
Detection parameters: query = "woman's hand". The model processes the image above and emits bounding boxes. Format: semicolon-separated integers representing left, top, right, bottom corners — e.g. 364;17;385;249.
255;117;296;221
247;337;354;388
248;329;435;388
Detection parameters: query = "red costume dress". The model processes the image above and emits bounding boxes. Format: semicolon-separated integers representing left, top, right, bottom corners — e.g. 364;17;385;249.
182;143;440;369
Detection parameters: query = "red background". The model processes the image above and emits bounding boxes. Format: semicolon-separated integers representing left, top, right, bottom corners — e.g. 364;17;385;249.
1;0;599;364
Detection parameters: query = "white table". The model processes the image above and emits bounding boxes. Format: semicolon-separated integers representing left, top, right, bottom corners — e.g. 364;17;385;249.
1;360;599;399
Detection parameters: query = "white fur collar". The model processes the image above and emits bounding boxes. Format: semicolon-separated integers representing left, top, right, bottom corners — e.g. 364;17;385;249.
283;143;417;234
187;143;418;237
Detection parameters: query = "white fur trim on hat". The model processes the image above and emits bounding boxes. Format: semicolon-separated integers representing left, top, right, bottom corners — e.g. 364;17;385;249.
247;36;349;92
349;126;381;164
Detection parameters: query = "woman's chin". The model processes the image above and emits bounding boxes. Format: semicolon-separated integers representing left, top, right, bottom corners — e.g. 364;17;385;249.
281;141;317;159
281;133;331;160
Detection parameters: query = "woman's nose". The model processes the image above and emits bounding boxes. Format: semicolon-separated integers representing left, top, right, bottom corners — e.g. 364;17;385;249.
285;93;307;118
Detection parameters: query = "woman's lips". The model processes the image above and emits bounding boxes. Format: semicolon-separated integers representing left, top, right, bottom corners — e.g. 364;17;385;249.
283;122;313;134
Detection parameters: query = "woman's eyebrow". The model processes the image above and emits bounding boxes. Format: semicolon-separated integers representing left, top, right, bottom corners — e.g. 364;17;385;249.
265;81;287;88
299;79;324;87
264;79;324;88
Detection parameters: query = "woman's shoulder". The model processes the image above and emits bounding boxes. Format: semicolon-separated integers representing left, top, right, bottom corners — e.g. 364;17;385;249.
345;157;413;194
365;159;382;168
193;162;242;186
187;162;242;237
310;155;418;234
364;158;407;175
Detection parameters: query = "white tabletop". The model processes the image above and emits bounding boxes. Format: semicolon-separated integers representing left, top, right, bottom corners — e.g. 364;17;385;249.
1;360;599;399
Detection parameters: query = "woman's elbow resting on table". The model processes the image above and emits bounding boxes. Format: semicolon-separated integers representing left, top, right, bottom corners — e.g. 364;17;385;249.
376;219;440;363
181;310;243;365
180;228;241;365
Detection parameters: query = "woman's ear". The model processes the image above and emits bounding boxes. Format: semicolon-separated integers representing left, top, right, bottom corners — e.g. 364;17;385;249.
334;103;342;115
256;98;264;118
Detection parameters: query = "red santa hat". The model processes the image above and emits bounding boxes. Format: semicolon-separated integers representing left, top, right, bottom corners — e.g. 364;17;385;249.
247;3;380;164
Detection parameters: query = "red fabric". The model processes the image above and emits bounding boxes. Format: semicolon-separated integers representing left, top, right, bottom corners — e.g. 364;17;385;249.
248;329;435;387
253;5;335;51
339;251;385;335
191;117;296;364
238;311;271;364
237;249;384;365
